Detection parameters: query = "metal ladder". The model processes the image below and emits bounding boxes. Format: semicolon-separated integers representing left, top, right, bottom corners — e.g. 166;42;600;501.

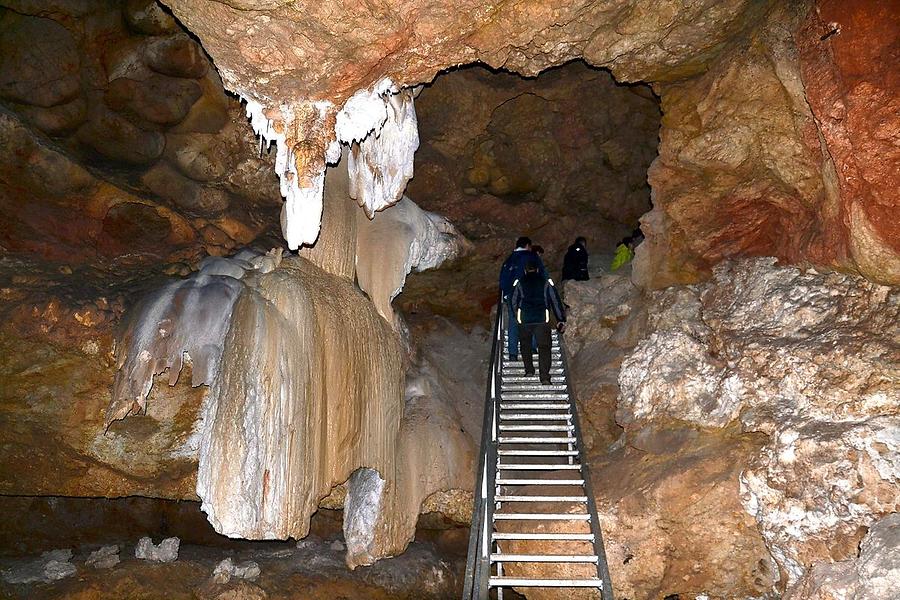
462;301;614;599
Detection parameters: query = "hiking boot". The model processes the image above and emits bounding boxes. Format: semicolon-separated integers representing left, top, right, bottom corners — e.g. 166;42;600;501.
524;369;535;377
540;378;552;385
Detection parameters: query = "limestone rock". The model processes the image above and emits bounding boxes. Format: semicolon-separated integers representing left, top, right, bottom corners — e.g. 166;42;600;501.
105;75;202;126
1;549;76;584
135;536;180;562
0;12;80;107
14;96;87;135
123;0;179;35
617;258;899;592
786;513;900;600
76;107;166;165
212;558;261;583
142;162;231;217
143;34;209;79
797;1;900;285
85;544;121;569
0;2;282;265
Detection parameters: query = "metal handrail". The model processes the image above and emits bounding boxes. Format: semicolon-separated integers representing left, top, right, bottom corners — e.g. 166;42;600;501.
462;303;614;599
557;331;614;599
462;296;504;599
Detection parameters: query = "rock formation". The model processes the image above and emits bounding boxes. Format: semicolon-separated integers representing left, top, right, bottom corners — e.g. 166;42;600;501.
151;0;897;288
0;0;283;263
103;175;470;565
612;258;898;597
401;61;659;318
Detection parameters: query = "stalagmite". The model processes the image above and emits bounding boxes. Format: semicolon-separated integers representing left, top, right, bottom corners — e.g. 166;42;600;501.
197;258;404;540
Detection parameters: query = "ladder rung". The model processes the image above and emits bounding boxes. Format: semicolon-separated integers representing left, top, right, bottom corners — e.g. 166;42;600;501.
500;414;571;420
496;495;587;502
501;394;569;401
499;450;578;456
500;403;569;410
502;376;565;383
499;437;576;444
498;464;581;470
504;368;564;374
491;554;599;563
490;577;601;588
501;385;567;392
497;479;584;485
493;532;594;541
499;425;572;432
494;513;590;520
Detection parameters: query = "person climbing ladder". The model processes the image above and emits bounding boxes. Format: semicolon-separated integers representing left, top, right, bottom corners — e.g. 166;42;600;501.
510;260;566;385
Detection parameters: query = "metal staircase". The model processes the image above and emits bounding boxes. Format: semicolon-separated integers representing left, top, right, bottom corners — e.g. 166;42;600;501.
462;301;614;599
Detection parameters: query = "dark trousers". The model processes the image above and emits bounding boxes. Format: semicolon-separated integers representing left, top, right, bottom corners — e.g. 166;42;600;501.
518;322;552;380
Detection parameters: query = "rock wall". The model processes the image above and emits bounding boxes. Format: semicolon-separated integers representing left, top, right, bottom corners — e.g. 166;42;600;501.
402;62;659;316
0;0;282;263
560;272;776;599
615;258;899;596
635;1;900;287
796;0;900;285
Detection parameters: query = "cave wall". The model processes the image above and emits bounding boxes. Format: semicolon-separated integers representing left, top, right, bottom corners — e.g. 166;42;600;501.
151;0;896;288
0;0;282;264
408;62;659;286
635;1;900;288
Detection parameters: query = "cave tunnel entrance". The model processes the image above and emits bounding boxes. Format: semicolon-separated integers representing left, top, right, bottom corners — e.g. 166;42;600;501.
399;60;661;322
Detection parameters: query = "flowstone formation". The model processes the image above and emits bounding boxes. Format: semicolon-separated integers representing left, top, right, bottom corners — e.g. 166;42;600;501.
616;258;899;597
105;180;472;566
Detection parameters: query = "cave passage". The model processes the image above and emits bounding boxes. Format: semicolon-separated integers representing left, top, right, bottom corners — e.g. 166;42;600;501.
400;61;661;320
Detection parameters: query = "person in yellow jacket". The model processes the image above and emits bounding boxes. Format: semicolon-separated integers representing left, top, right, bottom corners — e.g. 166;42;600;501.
611;237;634;271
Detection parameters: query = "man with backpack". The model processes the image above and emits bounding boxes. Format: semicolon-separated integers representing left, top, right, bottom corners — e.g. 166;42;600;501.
510;261;566;385
498;236;546;359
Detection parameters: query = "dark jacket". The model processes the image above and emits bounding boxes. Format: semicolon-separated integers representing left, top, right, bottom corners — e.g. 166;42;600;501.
511;272;566;324
499;249;546;298
561;242;589;281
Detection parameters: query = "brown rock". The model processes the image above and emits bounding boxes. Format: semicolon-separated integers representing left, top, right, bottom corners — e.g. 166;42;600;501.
76;107;166;165
122;0;178;35
796;0;900;284
143;33;209;79
142;162;231;217
0;12;80;107
169;71;231;134
14;96;88;136
104;75;202;126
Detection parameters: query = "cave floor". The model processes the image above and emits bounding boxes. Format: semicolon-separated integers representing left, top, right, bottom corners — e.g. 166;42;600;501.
0;534;466;599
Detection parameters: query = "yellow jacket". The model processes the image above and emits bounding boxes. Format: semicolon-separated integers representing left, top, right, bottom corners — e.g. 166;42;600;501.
610;244;633;271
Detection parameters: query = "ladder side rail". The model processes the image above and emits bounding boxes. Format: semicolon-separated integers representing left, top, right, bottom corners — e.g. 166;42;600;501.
462;295;504;599
557;332;615;600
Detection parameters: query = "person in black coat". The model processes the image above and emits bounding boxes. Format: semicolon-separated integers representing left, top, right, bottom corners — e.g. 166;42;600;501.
561;236;589;281
511;261;566;384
